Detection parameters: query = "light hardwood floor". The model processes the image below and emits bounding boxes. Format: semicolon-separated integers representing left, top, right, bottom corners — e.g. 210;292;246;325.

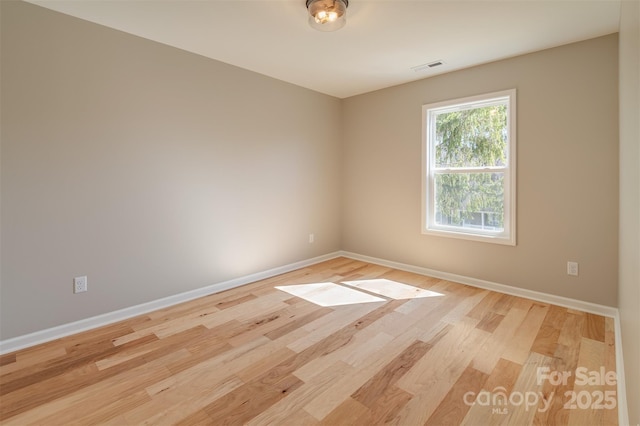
0;257;618;425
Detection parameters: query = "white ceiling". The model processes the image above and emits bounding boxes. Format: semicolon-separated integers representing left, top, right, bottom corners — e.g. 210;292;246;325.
28;0;621;98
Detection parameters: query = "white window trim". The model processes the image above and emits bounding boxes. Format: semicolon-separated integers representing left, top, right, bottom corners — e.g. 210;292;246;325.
422;89;517;246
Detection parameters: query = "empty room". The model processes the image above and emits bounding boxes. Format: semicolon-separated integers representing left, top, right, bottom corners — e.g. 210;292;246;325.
1;0;639;425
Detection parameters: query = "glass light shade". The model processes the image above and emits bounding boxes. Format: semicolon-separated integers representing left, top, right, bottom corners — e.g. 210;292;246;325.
306;0;348;32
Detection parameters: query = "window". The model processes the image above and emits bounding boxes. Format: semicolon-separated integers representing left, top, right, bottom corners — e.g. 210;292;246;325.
422;89;516;245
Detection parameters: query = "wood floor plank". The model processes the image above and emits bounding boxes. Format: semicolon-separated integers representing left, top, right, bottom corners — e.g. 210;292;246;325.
351;339;431;408
498;351;555;426
246;361;354;426
471;302;531;374
0;353;16;367
294;303;407;382
301;325;429;421
62;320;143;354
355;385;413;425
12;345;66;369
2;348;186;425
213;293;258;310
426;365;490;426
67;389;151;425
530;305;568;357
298;330;393;382
393;318;491;423
318;397;369;425
501;303;549;365
459;357;523;426
534;311;585;426
302;339;409;420
264;305;333;340
397;317;487;395
235;346;295;382
582;312;606;342
174;409;215;426
286;303;386;353
441;289;490;324
0;332;158;399
490;293;517;316
393;290;446;316
466;291;504;320
112;303;221;346
202;374;304;425
400;290;464;329
129;374;244;425
0;347;65;376
567;337;607;426
0;258;617;425
148;337;267;400
340;262;393;280
476;311;506;333
226;300;322;347
379;268;441;289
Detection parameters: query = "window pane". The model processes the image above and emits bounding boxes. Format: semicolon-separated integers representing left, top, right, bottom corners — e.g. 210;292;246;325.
434;172;504;231
434;105;507;168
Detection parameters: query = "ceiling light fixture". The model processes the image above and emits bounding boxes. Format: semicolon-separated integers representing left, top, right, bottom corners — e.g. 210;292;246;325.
306;0;349;32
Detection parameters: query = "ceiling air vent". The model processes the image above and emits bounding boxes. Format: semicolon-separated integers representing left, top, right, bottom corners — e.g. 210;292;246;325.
411;60;444;72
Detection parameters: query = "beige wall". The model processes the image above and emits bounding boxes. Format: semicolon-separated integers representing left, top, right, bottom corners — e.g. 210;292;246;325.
0;1;342;339
619;1;640;423
342;34;619;306
0;0;624;349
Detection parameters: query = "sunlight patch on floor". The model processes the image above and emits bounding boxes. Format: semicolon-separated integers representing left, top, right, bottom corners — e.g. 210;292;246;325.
275;283;386;307
275;279;443;307
341;279;444;300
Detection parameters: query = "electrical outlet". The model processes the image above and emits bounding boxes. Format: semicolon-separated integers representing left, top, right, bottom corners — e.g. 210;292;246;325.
309;233;315;243
74;276;88;293
567;262;579;277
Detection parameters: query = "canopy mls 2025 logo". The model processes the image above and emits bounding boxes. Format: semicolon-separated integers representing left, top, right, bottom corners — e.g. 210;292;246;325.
463;366;617;414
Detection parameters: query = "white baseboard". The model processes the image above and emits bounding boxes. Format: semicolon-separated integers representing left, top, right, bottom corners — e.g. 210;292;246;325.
0;252;342;355
0;250;628;423
339;251;618;318
339;250;628;423
613;311;630;426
